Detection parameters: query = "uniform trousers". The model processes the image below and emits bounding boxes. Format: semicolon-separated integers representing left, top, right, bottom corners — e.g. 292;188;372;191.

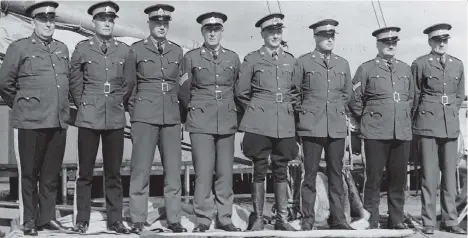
129;122;182;224
363;139;410;227
190;133;235;226
242;132;298;183
301;136;346;226
17;128;66;225
420;136;458;227
75;127;124;225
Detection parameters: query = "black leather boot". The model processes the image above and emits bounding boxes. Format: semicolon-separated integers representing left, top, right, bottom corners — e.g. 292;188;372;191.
247;182;265;231
273;182;296;231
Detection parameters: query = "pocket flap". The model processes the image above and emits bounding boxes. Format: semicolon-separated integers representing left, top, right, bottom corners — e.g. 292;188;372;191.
16;90;41;102
112;58;125;65
136;94;154;103
81;96;97;106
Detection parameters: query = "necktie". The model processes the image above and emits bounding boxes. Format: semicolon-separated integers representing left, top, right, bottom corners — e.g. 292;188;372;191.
272;51;278;60
387;60;394;72
440;56;446;69
211;51;218;60
157;42;163;54
323;56;329;68
101;41;108;54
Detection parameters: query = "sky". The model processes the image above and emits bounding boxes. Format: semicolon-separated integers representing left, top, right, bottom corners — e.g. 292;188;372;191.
1;0;467;92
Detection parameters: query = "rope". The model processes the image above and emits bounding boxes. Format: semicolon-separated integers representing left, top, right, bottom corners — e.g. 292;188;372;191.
277;0;282;13
371;0;381;28
377;0;387;27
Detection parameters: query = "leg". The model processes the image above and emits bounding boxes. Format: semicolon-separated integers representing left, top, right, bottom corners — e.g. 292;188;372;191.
159;124;183;225
363;139;390;227
272;137;298;231
439;138;459;227
325;137;347;226
75;128;100;223
190;133;216;227
18;129;48;223
300;137;325;227
386;140;410;227
420;136;439;227
101;129;125;225
129;122;159;224
213;134;235;226
242;132;273;231
37;128;67;226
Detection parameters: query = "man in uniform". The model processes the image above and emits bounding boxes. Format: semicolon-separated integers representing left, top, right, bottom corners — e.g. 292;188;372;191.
236;13;299;231
296;19;354;230
180;12;241;233
0;1;73;235
69;1;130;234
412;23;466;235
349;27;414;229
125;4;187;234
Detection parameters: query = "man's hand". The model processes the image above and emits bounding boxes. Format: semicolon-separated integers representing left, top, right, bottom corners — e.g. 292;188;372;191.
347;115;360;133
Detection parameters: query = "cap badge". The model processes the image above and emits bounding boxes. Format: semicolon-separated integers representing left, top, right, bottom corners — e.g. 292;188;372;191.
105;6;111;13
157;8;165;16
209;16;216;24
272;17;279;25
388;31;393;37
45;6;50;13
437;30;443;35
325;24;332;30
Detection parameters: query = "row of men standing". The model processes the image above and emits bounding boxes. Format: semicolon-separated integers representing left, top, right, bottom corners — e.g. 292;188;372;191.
0;0;465;236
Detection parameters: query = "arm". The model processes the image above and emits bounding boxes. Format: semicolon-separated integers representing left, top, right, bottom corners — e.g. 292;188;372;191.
411;61;422;116
343;61;352;116
123;49;137;113
0;43;20;108
178;53;192;112
407;67;415;116
456;64;465;110
348;65;367;118
235;55;254;114
291;59;303;112
68;46;84;108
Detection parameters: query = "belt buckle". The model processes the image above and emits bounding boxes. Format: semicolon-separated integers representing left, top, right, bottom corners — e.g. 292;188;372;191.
276;93;283;103
104;82;110;94
215;90;222;100
161;82;169;92
441;95;448;105
393;91;400;103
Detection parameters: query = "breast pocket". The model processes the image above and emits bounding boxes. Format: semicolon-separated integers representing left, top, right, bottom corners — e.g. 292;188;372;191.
305;71;324;90
165;58;180;78
425;75;442;91
54;53;69;74
83;59;100;79
112;58;125;75
139;58;160;77
397;75;410;92
221;63;236;83
332;70;347;89
253;66;273;88
369;75;389;93
79;96;99;124
27;54;47;74
192;65;211;84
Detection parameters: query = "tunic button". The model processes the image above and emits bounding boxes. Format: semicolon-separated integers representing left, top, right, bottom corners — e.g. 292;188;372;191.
276;66;279;68
32;55;35;58
52;64;55;67
57;85;60;88
83;103;86;105
138;98;141;101
327;69;330;72
106;68;108;71
327;101;330;103
216;85;219;87
278;88;280;90
26;97;29;100
105;94;108;97
162;68;164;70
145;59;147;62
55;74;58;76
444;83;446;85
328;79;330;82
216;74;219;77
393;82;395;84
104;56;107;59
327;90;330;92
277;77;279;79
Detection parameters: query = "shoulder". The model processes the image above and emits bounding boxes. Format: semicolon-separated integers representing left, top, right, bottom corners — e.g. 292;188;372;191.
412;54;430;65
242;50;258;61
447;54;463;66
395;59;410;68
297;52;311;60
360;59;376;68
9;37;29;48
332;53;349;65
74;39;91;50
222;47;239;59
115;40;129;49
184;47;200;58
168;40;182;50
283;50;295;59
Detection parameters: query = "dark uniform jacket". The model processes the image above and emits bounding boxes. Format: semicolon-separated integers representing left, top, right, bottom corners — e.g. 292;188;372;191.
349;56;415;141
235;46;301;138
412;52;465;138
125;37;183;125
0;33;70;129
181;45;240;135
296;50;352;138
69;36;130;130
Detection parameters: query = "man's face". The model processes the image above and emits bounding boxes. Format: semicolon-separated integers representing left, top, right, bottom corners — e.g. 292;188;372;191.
201;24;223;47
314;32;335;52
32;13;56;38
92;14;115;37
429;37;448;55
261;28;283;48
377;40;398;57
149;19;170;38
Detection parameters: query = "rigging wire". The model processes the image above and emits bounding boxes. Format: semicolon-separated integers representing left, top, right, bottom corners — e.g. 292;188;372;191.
371;0;381;28
266;0;271;13
277;0;282;13
377;0;387;26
